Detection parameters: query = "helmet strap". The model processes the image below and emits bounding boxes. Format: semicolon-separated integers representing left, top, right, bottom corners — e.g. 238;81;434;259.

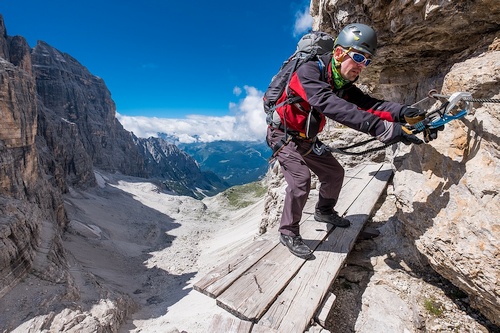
333;47;352;68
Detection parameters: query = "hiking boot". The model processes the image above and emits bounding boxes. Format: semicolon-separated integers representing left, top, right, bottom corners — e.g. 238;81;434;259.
314;210;351;228
280;234;313;259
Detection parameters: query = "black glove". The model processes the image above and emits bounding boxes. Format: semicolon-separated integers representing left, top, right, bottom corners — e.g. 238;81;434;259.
423;125;445;142
400;106;426;125
378;122;423;145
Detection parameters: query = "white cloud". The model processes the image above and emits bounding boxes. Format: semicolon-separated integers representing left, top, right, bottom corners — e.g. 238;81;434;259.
294;6;313;36
116;86;268;143
233;86;242;96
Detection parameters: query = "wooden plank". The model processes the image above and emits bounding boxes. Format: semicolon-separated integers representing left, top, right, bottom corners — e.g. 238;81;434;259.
257;163;392;333
250;324;280;333
252;324;283;333
215;243;309;322
216;217;335;322
216;163;386;323
194;163;373;299
327;163;383;216
207;313;253;333
315;292;336;328
302;163;370;215
193;234;278;298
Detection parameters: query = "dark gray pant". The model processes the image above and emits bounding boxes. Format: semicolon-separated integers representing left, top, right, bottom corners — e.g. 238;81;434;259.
267;127;345;237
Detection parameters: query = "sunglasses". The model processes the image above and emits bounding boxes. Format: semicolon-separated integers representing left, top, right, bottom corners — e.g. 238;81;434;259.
346;50;372;66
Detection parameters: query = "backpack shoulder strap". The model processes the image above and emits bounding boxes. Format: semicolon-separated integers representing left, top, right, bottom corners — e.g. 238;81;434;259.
317;58;326;81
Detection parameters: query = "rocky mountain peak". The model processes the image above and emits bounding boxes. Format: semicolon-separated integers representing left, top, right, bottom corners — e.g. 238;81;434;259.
0;12;226;323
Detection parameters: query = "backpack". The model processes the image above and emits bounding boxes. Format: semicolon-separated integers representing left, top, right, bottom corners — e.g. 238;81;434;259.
263;31;336;124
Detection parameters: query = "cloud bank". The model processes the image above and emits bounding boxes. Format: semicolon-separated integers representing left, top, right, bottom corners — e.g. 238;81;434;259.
116;86;268;143
294;6;313;36
116;11;312;144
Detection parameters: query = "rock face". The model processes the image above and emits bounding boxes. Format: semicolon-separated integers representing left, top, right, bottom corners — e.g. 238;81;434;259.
0;15;137;331
31;39;226;194
0;13;226;331
33;41;146;186
393;51;500;326
300;0;499;325
0;14;69;305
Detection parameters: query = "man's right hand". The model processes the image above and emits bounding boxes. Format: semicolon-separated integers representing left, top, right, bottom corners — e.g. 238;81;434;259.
377;121;423;145
400;106;426;124
424;125;445;142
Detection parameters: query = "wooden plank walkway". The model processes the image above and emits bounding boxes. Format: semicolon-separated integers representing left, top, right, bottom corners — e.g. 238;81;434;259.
194;162;393;333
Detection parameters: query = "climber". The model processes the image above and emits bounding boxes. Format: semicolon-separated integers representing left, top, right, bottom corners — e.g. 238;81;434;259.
266;23;439;259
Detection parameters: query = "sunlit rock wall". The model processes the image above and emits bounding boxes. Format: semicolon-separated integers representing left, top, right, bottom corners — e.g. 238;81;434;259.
312;0;500;324
261;0;499;325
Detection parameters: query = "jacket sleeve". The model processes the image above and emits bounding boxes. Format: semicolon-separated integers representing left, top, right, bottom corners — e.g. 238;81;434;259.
342;85;404;122
289;59;405;137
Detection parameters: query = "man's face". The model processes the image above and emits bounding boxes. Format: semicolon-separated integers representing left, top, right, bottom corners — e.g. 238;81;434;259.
334;47;372;81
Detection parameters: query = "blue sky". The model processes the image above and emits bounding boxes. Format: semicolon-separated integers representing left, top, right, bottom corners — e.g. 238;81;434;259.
2;0;313;142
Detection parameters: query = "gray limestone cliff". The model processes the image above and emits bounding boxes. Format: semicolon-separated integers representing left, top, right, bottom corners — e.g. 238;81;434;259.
0;13;226;331
31;39;223;195
0;15;72;311
393;49;500;327
33;39;134;189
